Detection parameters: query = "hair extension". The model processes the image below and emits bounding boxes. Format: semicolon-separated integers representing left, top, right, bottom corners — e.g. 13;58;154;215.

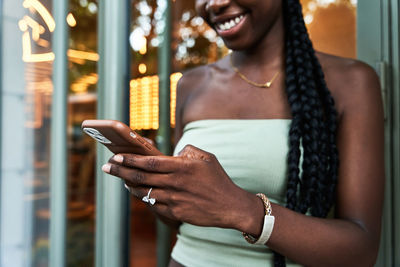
273;0;339;266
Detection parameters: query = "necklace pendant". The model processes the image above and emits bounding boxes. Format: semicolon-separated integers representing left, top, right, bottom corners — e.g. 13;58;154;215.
229;54;279;89
264;82;272;88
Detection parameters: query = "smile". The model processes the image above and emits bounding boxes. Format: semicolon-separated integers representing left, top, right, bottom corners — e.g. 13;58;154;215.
216;14;245;31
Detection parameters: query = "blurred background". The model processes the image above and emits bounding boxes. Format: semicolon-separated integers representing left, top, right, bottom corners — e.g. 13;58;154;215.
1;0;398;267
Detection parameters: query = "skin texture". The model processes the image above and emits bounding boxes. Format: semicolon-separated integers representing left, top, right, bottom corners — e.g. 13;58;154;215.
102;0;384;266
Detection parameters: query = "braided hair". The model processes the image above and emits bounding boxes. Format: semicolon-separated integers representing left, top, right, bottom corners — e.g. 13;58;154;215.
274;1;339;266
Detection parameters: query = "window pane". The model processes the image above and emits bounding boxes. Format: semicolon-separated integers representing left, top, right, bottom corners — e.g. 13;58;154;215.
1;1;99;266
1;0;54;266
67;0;98;266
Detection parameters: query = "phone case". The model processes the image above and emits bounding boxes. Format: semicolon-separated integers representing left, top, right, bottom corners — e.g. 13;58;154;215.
81;119;162;156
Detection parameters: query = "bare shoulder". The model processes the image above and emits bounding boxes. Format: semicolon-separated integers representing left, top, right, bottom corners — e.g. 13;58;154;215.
176;57;228;114
316;51;382;119
175;60;226;136
177;64;211;92
177;57;227;94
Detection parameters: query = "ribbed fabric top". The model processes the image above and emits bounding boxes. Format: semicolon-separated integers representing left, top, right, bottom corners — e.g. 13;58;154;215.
171;119;302;267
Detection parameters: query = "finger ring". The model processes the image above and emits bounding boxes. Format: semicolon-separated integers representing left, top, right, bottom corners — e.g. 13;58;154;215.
142;187;156;206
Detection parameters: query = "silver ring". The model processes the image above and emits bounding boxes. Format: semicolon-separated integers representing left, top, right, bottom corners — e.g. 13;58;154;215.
142;187;156;205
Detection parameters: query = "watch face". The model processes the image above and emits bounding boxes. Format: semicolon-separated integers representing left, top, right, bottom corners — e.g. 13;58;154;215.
83;127;112;144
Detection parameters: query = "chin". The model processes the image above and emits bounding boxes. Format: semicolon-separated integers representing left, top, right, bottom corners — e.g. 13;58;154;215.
223;39;254;52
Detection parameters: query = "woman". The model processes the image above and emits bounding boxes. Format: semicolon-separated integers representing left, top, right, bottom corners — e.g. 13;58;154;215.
102;0;384;266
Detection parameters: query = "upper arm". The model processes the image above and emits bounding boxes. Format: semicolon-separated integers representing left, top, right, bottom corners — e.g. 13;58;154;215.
334;61;384;248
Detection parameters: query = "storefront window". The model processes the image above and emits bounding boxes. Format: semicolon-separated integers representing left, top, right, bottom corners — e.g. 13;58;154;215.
1;0;53;265
1;0;98;266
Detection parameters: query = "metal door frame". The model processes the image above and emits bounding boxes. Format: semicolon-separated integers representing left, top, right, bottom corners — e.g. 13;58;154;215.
358;0;400;266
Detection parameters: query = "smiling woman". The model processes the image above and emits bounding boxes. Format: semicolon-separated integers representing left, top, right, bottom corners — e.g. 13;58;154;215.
103;0;384;266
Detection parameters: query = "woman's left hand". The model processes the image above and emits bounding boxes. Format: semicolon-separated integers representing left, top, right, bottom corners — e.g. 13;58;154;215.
102;144;262;231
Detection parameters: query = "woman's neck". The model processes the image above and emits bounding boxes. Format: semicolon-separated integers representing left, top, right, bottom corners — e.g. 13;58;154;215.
231;15;285;72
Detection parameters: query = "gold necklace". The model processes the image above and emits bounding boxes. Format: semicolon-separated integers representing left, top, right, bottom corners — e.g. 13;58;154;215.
229;54;280;88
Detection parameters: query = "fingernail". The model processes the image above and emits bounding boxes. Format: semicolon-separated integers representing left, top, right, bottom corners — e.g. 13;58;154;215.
113;154;124;163
102;163;111;173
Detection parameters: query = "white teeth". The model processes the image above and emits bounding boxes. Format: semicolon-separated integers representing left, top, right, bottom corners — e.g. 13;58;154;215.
217;14;245;31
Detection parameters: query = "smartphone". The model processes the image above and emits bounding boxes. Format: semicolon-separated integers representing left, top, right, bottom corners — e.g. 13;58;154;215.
81;119;162;156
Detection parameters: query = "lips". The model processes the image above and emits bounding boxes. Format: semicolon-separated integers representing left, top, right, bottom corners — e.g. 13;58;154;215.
212;13;247;38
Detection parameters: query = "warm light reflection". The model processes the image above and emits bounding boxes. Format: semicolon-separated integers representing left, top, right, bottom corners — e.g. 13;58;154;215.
25;62;53;129
130;72;183;130
22;30;100;63
170;72;182;127
22;31;55;62
71;73;98;94
139;38;147;55
22;15;45;41
20;0;99;63
138;63;147;74
67;13;77;27
23;0;55;32
68;49;99;62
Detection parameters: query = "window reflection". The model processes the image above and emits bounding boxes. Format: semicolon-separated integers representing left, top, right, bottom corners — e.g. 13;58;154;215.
2;0;98;266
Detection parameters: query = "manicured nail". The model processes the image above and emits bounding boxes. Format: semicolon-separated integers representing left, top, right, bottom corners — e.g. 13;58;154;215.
102;163;111;173
113;154;124;163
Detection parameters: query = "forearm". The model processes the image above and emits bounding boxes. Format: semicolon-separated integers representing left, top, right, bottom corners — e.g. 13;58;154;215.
237;201;379;267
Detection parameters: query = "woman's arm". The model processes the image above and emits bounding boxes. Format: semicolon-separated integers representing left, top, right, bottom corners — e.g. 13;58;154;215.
237;62;384;266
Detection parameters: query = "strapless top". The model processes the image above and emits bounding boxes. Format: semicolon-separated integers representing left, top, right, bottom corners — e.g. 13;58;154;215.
171;120;302;267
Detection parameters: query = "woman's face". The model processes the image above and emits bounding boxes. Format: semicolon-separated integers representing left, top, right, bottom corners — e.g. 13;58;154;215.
195;0;283;51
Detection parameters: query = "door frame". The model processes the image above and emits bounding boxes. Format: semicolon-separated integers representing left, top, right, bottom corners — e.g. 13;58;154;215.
358;0;400;266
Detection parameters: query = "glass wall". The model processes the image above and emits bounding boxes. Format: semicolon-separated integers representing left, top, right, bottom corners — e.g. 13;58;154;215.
0;0;98;266
1;1;54;265
66;1;97;266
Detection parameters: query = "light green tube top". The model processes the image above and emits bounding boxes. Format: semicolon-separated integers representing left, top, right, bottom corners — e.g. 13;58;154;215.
171;120;302;267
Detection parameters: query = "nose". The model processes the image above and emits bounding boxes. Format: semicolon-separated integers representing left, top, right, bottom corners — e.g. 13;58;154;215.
205;0;230;14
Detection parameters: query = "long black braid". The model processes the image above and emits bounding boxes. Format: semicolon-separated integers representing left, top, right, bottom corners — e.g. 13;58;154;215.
273;1;339;266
